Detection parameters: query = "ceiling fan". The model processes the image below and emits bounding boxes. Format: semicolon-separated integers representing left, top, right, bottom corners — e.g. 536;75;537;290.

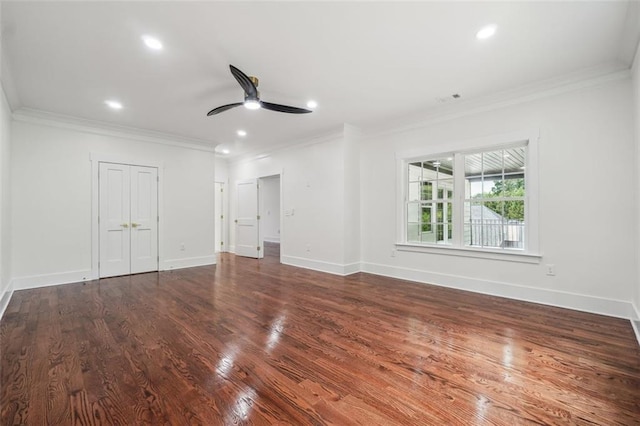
206;65;312;116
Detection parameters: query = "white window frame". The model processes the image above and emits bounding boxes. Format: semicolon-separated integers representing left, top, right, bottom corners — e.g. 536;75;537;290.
395;130;541;263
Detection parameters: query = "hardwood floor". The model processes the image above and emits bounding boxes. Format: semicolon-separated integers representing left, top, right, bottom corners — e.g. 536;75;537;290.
1;253;639;425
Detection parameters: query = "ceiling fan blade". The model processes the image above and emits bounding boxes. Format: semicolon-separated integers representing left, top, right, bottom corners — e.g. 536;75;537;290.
260;101;312;114
206;102;243;116
229;65;258;98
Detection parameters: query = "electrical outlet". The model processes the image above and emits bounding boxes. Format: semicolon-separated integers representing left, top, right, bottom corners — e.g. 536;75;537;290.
180;243;185;251
391;249;397;258
306;244;311;252
546;264;555;276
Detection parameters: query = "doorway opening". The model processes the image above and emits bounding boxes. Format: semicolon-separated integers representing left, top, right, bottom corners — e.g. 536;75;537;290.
259;175;281;262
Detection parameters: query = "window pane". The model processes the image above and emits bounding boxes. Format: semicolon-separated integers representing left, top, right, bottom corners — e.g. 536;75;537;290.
421;181;433;200
407;223;420;243
504;200;524;221
482;150;503;177
438;179;454;199
408;162;422;181
504;146;525;174
407;202;420;223
421;206;432;232
466;201;484;247
408;182;421;201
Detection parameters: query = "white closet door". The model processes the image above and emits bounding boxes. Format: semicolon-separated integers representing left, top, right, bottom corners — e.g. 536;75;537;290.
99;163;131;278
235;178;261;258
130;166;158;274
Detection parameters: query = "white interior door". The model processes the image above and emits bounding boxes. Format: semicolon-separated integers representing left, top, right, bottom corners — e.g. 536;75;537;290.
130;166;158;274
236;178;261;258
99;162;158;278
99;163;131;277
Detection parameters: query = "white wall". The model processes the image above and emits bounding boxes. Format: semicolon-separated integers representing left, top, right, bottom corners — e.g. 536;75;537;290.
260;175;280;243
0;84;12;299
360;77;636;318
343;124;361;268
11;118;216;287
229;133;352;273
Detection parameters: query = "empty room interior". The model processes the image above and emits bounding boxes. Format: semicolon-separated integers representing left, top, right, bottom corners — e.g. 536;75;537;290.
1;1;640;424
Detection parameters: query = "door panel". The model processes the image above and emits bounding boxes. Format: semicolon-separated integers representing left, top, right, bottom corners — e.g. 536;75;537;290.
130;166;159;274
236;179;260;258
99;163;131;278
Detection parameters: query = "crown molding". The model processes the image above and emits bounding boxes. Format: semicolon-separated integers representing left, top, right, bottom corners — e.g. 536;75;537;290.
228;125;346;165
12;108;217;153
366;63;631;140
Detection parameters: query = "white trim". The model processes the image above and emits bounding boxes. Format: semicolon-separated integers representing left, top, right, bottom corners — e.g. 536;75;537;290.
343;262;361;275
229;129;344;165
631;319;640;347
395;243;541;264
91;155;165;280
0;281;15;320
360;262;637;320
281;255;359;276
161;255;216;271
367;65;629;140
12;270;91;291
264;236;281;243
12;108;216;153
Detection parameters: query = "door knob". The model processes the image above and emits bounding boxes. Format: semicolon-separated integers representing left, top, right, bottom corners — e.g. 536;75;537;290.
131;223;140;228
121;223;129;228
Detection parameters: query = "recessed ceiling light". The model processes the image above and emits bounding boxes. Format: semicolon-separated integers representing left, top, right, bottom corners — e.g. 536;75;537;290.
237;130;247;137
306;100;318;109
221;149;230;155
476;24;497;40
142;35;163;50
105;100;123;110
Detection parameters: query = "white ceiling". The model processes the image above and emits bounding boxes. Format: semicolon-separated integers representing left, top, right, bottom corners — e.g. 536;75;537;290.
1;1;637;159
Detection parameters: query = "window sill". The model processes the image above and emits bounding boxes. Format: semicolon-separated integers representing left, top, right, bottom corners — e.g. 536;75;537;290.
395;243;542;264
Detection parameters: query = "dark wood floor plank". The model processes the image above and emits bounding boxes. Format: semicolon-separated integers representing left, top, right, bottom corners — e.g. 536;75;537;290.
2;249;640;425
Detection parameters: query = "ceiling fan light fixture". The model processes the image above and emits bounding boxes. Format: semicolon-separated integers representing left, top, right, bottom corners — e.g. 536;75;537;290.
142;35;163;50
105;100;123;110
306;100;318;109
244;99;261;110
476;24;497;40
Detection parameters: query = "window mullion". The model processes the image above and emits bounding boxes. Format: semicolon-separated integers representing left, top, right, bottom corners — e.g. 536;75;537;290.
452;153;465;247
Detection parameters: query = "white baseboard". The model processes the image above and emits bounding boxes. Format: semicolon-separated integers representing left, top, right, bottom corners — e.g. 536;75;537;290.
632;304;640;346
264;236;280;243
12;269;92;291
361;262;636;320
281;255;358;276
161;255;216;271
0;280;15;320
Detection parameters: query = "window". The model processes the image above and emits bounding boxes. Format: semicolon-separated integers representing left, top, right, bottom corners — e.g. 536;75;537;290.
463;147;525;249
399;133;538;258
407;158;453;245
